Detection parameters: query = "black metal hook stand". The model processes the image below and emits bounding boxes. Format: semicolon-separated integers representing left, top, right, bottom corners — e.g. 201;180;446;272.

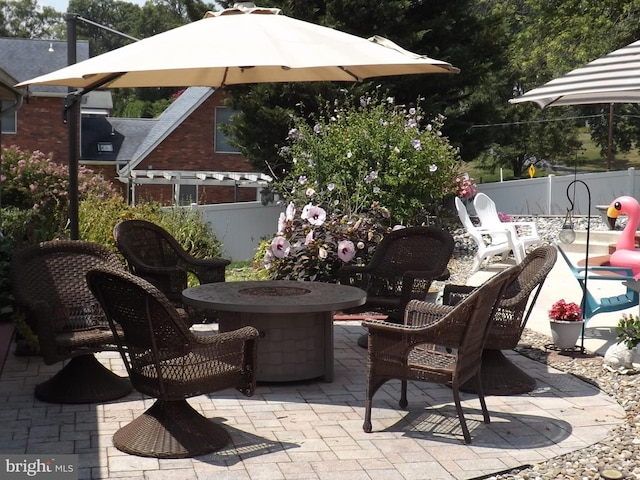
549;179;590;355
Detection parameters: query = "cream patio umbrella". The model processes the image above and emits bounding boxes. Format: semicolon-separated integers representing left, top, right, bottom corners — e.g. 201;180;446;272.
16;2;459;239
17;3;459;90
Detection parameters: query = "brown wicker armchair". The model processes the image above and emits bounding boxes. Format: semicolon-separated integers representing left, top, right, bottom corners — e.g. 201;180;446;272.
86;266;259;458
362;264;520;444
442;245;557;395
9;240;133;404
337;226;453;347
113;219;230;305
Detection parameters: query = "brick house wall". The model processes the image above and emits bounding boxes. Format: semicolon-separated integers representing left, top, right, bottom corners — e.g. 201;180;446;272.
4;96;71;163
131;90;258;205
3;89;260;206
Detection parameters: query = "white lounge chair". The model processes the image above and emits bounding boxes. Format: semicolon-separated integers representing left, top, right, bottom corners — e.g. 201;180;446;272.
455;197;518;273
473;192;540;262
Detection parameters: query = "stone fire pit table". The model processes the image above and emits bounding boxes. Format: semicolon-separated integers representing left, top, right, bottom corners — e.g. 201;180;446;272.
182;280;366;382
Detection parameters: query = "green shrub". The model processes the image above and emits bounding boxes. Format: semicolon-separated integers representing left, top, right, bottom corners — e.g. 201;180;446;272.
79;195;224;260
1;145;120;241
275;91;466;225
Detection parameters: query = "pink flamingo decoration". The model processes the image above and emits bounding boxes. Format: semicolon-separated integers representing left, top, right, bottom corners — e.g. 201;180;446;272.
607;196;640;277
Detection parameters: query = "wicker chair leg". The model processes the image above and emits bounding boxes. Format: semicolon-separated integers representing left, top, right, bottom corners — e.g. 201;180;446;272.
363;396;373;433
113;399;231;458
35;355;132;404
474;373;491;425
399;380;408;408
451;385;472;444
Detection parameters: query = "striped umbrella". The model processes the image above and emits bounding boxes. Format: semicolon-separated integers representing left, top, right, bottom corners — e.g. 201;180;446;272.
509;39;640;108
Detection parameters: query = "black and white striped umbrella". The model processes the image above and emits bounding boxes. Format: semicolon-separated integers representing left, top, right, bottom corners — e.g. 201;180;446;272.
510;39;640;108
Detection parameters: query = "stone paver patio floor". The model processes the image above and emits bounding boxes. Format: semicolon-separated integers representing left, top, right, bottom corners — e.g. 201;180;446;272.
0;321;625;480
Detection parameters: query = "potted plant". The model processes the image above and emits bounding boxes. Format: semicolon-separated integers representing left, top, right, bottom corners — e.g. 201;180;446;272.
604;314;640;373
548;299;583;349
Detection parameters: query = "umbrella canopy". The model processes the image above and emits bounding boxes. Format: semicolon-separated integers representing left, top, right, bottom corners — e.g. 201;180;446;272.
509;39;640;108
17;3;459;90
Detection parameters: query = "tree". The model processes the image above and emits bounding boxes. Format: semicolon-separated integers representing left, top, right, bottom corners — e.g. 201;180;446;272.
506;0;640;169
0;0;62;38
223;0;511;178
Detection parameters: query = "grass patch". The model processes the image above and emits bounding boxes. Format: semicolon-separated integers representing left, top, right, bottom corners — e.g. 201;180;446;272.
227;260;267;282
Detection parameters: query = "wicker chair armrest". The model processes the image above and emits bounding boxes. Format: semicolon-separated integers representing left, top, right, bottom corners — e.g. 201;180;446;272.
130;263;186;276
363;303;466;349
184;257;231;283
404;299;455;325
192;326;260;348
189;326;260;396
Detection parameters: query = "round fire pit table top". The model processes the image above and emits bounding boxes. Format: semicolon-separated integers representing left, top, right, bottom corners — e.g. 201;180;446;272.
182;280;366;314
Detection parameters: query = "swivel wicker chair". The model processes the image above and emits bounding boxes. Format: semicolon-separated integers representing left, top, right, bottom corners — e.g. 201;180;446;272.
362;265;520;444
113;219;230;305
86;267;259;458
337;226;453;347
442;245;557;395
9;241;133;403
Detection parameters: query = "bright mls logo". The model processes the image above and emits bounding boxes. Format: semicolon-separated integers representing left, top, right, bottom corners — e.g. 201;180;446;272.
1;455;77;479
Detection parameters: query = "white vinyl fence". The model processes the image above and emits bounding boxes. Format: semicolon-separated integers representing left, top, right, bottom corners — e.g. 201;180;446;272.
476;168;640;216
189;201;282;262
188;168;640;261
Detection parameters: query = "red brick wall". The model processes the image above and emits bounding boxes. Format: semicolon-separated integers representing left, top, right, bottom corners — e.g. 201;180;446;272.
2;96;72;163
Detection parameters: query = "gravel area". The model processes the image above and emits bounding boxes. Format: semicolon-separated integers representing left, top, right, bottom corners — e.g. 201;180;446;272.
446;215;640;480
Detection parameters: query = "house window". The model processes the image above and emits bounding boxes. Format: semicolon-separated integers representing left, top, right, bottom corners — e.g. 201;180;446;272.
177;184;198;206
1;99;17;134
215;107;241;154
97;142;114;152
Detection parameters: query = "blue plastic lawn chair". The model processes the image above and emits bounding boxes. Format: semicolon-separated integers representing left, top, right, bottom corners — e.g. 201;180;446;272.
556;244;639;324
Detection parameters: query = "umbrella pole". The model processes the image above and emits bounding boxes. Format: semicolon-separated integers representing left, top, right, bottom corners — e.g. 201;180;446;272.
65;13;136;240
66;14;79;240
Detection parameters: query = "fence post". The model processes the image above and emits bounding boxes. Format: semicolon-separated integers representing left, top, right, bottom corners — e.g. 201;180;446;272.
628;167;637;198
547;174;555;215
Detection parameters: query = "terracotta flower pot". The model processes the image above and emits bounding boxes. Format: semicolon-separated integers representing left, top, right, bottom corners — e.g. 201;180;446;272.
549;319;584;350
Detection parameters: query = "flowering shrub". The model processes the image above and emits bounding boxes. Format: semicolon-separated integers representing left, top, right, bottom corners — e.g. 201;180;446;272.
498;212;514;222
549;299;582;321
262;200;393;282
275;91;465;225
615;313;640;349
1;146;119;240
454;173;478;199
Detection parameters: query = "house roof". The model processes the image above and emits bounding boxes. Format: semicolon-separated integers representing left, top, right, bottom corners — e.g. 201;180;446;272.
119;86;215;175
0;37;89;96
81;116;155;162
0;67;22;100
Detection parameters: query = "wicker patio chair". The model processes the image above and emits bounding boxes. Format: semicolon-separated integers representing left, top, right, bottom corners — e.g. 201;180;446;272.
337;226;453;347
86;266;259;458
362;264;520;444
9;240;133;404
113;219;230;305
442;245;557;395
